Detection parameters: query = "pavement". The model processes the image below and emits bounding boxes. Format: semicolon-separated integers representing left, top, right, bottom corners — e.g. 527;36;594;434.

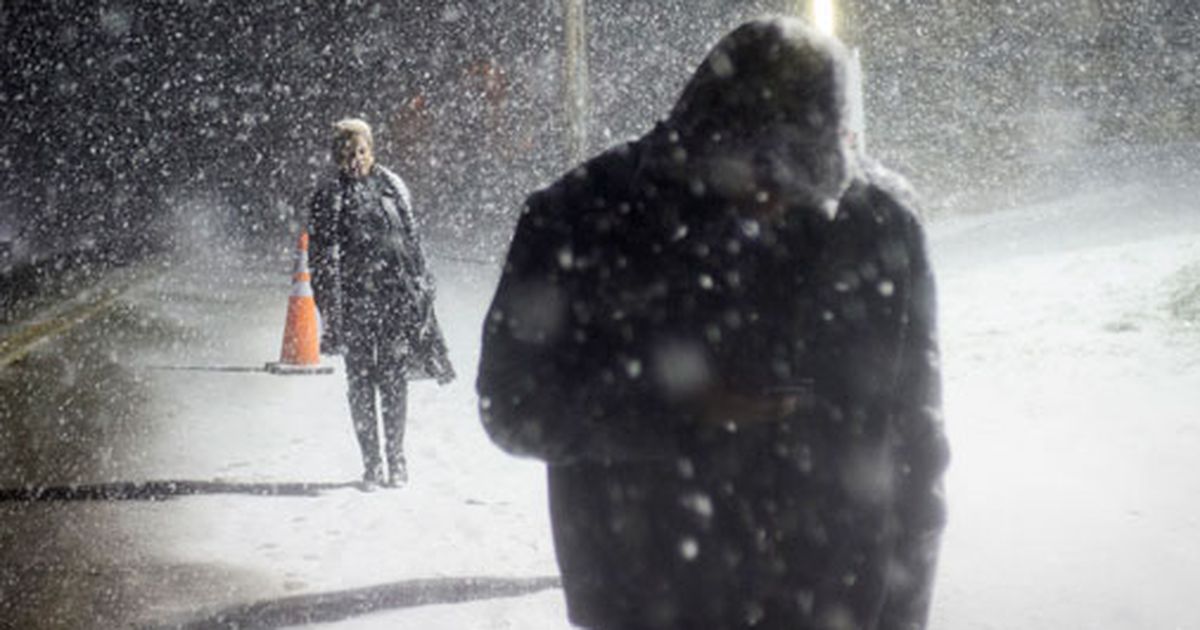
0;246;562;630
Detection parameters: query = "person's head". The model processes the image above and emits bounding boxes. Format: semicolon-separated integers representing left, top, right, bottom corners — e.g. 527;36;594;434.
331;118;375;179
663;17;857;217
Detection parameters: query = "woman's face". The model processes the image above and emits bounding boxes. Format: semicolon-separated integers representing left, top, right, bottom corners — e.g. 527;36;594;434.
335;134;374;179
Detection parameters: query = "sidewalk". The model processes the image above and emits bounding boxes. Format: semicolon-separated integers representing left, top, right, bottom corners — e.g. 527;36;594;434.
0;250;563;629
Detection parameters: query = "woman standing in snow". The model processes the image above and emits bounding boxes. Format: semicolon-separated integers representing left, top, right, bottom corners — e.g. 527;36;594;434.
308;118;454;490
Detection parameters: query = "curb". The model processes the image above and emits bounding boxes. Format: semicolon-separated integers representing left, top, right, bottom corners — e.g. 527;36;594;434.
0;261;165;369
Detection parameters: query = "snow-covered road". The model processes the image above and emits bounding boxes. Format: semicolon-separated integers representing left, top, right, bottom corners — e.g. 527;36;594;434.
2;176;1199;629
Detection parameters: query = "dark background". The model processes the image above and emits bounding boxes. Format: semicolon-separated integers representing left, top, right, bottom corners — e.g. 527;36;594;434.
2;0;1197;275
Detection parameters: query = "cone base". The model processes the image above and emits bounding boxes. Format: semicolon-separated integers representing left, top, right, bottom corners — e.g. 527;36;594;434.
265;362;335;376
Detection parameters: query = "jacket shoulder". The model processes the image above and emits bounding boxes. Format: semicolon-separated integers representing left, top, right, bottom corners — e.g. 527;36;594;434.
857;157;925;225
525;142;641;220
376;166;414;210
310;178;344;209
307;179;339;226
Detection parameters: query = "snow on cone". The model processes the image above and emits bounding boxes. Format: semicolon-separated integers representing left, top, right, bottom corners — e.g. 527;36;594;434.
266;231;333;375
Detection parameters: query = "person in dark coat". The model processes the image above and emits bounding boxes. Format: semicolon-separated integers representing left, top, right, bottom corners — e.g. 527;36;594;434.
309;118;455;489
477;18;948;630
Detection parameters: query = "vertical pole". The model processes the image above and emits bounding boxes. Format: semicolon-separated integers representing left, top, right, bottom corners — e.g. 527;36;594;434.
563;0;589;163
800;0;867;153
847;48;866;153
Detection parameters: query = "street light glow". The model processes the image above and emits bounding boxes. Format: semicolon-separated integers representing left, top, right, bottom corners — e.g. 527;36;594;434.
813;0;835;37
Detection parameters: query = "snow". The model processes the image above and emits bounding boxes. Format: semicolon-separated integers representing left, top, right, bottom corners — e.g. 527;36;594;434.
929;181;1200;630
303;591;567;630
10;173;1199;629
102;257;561;627
363;176;1199;629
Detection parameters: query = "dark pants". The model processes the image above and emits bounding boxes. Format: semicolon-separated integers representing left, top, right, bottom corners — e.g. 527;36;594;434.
344;334;409;481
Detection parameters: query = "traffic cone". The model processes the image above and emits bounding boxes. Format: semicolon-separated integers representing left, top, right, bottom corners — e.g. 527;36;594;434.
266;231;334;375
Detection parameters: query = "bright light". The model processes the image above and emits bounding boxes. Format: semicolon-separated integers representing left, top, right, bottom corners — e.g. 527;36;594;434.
812;0;836;37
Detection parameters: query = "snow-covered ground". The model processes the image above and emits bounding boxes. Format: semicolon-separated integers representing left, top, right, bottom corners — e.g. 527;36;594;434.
290;179;1200;628
5;175;1199;629
284;175;1200;630
103;255;565;627
930;180;1200;630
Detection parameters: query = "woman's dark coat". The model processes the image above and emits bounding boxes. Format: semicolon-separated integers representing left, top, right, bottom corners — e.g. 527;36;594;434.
308;164;454;383
477;18;947;630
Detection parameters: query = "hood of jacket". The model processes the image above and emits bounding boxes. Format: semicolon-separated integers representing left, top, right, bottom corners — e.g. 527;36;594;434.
642;17;858;220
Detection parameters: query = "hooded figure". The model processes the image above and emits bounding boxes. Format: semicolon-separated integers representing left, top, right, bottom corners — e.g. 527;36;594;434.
478;18;947;630
309;119;455;489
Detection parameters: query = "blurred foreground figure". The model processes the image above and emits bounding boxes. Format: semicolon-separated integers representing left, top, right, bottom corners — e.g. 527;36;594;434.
309;118;454;490
478;18;948;630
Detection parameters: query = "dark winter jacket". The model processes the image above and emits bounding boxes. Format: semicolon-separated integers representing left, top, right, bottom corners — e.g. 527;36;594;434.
477;18;946;630
309;164;454;383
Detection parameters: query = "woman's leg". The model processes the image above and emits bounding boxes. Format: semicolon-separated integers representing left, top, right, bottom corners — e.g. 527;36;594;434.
344;341;384;485
379;367;409;486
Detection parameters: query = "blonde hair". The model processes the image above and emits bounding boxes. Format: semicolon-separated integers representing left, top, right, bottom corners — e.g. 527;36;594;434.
332;118;373;148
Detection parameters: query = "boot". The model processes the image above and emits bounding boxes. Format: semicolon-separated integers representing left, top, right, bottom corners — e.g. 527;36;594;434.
362;462;385;492
385;456;408;488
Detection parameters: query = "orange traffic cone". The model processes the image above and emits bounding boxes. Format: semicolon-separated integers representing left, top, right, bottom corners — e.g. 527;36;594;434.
266;231;334;375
